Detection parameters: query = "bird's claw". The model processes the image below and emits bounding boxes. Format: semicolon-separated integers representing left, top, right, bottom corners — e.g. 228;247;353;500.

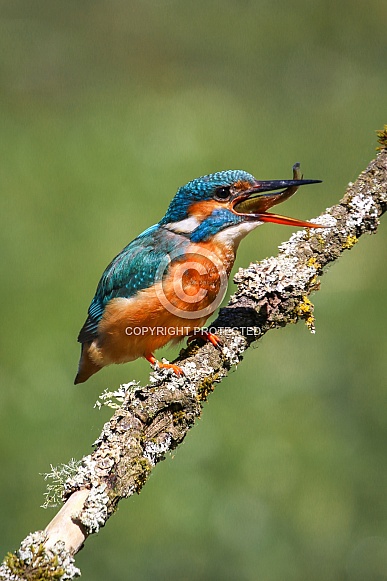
158;361;185;376
145;353;184;376
187;329;223;350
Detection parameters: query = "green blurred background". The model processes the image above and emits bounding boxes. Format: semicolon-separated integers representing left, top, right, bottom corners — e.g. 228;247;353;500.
1;1;386;579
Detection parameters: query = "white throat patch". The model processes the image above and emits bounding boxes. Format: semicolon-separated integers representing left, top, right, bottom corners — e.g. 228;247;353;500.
212;221;262;248
164;216;201;234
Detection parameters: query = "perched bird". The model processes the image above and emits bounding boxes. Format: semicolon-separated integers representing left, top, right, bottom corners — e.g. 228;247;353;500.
75;164;322;384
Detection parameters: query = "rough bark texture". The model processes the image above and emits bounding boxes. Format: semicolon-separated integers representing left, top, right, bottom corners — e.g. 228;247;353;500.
1;147;387;580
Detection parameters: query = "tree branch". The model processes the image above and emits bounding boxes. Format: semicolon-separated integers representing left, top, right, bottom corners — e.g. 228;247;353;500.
1;148;386;581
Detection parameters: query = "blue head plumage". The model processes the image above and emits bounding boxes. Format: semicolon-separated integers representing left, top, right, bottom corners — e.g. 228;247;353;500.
159;170;256;225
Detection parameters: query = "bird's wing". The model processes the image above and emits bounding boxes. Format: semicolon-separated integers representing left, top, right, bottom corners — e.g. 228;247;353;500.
77;226;187;344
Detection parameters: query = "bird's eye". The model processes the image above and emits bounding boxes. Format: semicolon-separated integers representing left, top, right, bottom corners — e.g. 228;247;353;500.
215;186;231;200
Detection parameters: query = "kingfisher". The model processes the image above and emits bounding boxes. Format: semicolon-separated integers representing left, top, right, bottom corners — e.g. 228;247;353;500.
75;164;322;384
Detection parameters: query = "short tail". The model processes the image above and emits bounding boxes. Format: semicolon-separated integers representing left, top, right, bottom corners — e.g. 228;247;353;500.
74;343;102;384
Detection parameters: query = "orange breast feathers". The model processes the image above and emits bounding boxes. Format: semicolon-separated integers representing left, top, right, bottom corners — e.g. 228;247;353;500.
87;240;235;368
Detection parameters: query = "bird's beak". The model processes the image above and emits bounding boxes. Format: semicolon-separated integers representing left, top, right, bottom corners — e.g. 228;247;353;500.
232;164;323;228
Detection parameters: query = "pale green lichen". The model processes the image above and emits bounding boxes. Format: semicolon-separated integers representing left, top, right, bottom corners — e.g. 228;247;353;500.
64;456;109;533
143;436;172;466
347;192;379;232
0;532;80;580
94;381;139;410
41;459;82;509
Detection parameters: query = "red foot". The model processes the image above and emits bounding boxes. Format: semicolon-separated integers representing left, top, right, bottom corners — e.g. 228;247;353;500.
187;329;223;349
145;353;184;376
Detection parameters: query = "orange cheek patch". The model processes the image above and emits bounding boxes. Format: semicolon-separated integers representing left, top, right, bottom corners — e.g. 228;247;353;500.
188;200;224;219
